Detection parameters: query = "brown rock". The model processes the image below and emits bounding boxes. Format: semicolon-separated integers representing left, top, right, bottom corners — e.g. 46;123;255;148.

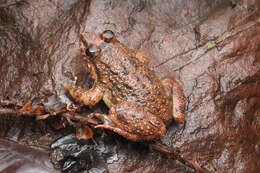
0;0;259;172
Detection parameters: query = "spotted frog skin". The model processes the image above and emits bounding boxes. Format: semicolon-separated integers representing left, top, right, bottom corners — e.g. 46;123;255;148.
63;30;185;141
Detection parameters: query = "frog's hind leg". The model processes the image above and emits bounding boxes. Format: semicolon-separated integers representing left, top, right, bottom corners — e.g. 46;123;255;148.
94;102;166;141
95;124;141;141
161;78;186;123
89;112;140;141
95;123;163;141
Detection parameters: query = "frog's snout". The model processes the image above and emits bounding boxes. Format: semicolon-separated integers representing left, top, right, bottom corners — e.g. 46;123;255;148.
80;32;89;47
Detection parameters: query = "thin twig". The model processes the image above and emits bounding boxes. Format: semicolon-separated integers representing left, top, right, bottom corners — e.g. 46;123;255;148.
149;143;209;173
0;108;18;115
61;112;100;126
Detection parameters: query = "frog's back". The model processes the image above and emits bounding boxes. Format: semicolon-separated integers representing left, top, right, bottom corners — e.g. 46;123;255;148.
95;42;171;123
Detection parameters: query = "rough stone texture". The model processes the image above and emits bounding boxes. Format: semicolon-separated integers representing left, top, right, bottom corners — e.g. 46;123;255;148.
0;0;259;172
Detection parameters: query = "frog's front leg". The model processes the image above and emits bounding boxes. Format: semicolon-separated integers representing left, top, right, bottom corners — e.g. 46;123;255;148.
93;102;166;141
63;60;104;106
63;83;104;106
161;78;186;123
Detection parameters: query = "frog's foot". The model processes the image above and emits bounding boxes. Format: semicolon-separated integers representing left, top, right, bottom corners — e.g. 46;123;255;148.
62;83;104;107
161;78;186;123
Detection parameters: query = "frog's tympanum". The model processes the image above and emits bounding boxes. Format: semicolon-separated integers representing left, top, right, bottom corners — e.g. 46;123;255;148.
63;30;186;141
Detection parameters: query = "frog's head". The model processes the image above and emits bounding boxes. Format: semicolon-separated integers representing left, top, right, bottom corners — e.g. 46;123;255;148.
80;30;115;60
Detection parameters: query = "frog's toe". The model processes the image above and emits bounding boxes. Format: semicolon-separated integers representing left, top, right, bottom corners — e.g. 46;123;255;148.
62;83;82;100
61;83;77;93
91;113;113;125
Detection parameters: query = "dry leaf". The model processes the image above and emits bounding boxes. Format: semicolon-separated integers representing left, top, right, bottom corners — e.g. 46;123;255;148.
76;125;93;140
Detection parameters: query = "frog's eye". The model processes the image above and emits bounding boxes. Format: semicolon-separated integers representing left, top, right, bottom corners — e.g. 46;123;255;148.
101;30;114;43
85;45;100;59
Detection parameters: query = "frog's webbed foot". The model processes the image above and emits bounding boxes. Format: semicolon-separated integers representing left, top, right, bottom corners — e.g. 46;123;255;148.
161;78;186;123
62;83;104;107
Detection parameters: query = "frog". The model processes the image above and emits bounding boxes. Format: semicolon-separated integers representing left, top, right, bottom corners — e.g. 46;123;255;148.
63;30;186;141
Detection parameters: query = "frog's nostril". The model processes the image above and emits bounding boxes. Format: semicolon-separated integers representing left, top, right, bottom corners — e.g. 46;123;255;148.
101;30;114;43
99;42;107;50
85;44;100;59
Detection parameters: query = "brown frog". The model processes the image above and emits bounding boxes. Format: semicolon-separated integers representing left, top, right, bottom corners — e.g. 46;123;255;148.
63;30;185;141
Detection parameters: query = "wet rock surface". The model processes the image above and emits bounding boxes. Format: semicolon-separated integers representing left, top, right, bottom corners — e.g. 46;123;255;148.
0;138;59;173
0;0;260;172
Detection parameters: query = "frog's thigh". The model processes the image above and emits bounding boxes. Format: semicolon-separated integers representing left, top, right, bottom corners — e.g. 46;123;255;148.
92;112;140;140
161;78;186;123
108;102;166;141
91;111;140;141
